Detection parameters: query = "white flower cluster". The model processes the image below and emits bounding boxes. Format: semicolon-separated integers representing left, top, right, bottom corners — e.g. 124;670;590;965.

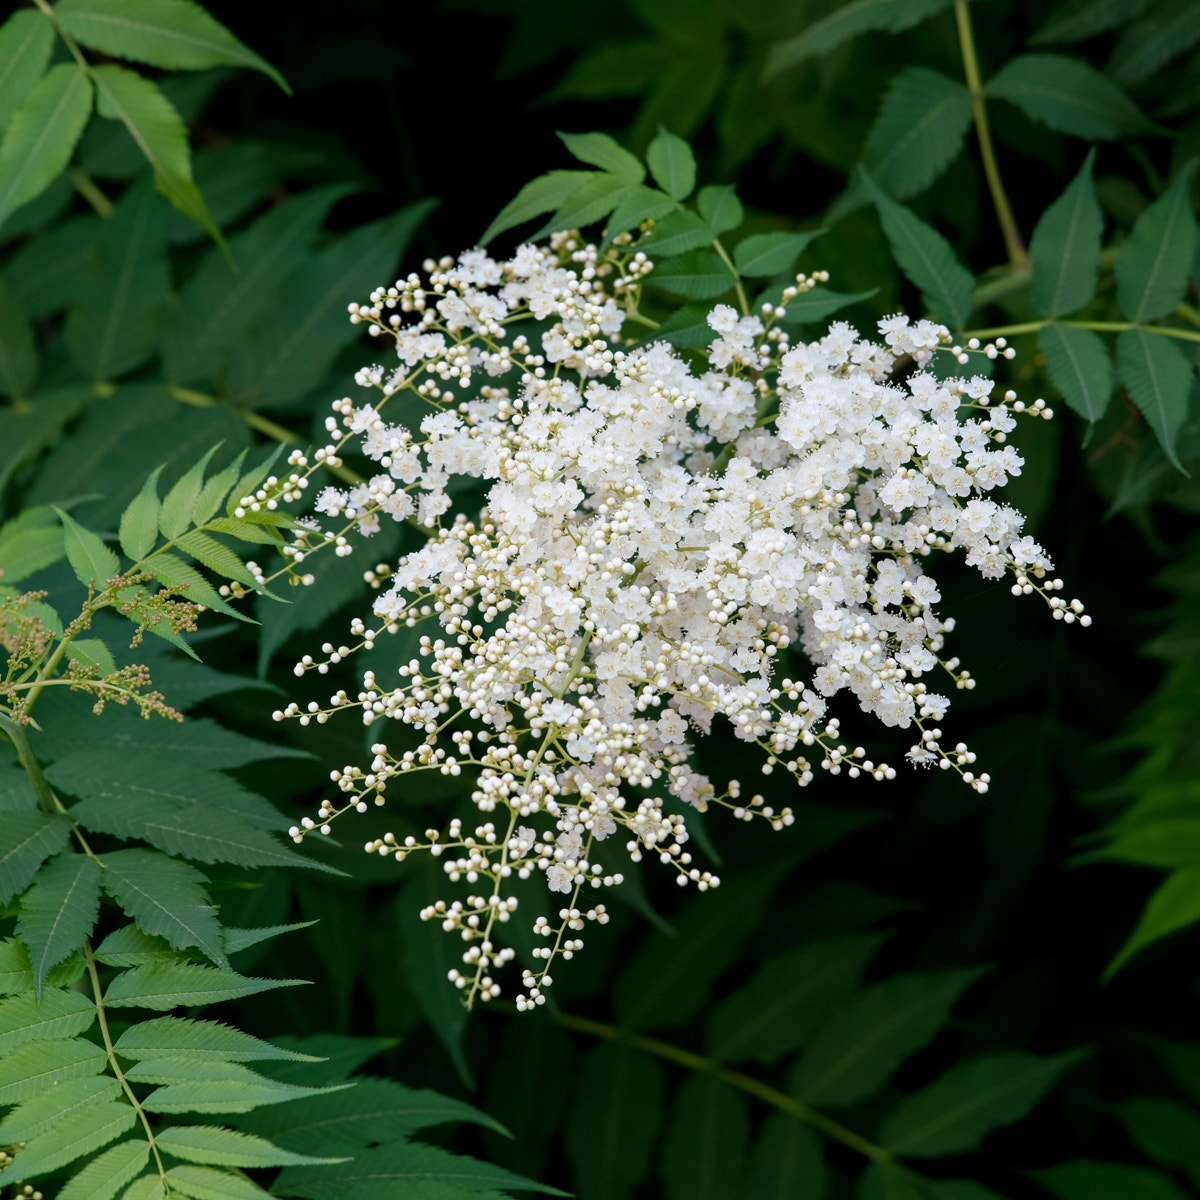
277;233;1087;1008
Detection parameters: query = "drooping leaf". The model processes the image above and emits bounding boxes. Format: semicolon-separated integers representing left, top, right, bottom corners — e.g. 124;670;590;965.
155;1125;345;1168
104;963;306;1009
0;277;37;400
737;1114;828;1200
1114;164;1197;323
859;168;973;328
1107;0;1200;85
114;1016;321;1062
697;184;743;234
15;852;102;994
879;1049;1087;1156
1030;150;1104;317
0;63;93;231
56;0;287;92
1038;325;1114;422
660;1074;749;1200
119;466;165;562
1106;865;1200;977
734;230;824;277
986;53;1152;139
1116;328;1193;472
565;1043;666;1200
56;1138;151;1200
646;126;696;200
0;10;55;134
0;1075;120;1143
1030;1160;1191;1200
558;131;644;182
648;249;738;299
791;967;988;1107
0;1036;106;1105
164;1165;272;1200
480;170;595;245
0;1103;137;1185
0;987;95;1054
0;809;70;904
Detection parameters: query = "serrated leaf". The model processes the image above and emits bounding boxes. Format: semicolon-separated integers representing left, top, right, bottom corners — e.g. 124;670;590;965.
56;507;121;588
697;184;743;234
172;530;257;589
1108;0;1200;85
707;934;884;1063
648;249;738;299
602;184;678;244
165;1166;272;1200
1115;164;1197;323
480;170;595;245
160;445;220;540
16;852;102;995
986;53;1151;139
190;452;245;527
1106;865;1200;977
223;923;315;956
0;987;95;1054
2;212;101;319
57;0;286;91
661;1074;748;1200
651;304;721;348
737;1114;827;1200
0;1036;107;1105
69;638;119;676
114;1016;321;1062
646;126;696;200
57;1139;151;1200
0;937;84;994
224;445;285;517
535;171;638;238
1030;150;1103;317
100;848;226;966
860;168;973;328
1092;818;1200;868
119;466;165;562
558;130;643;182
734;230;824;277
139;1062;347;1114
1030;1160;1191;1200
0;1076;120;1143
0;1104;135;1185
1032;0;1155;45
765;0;953;76
1039;324;1114;421
0;522;67;582
95;925;183;967
104;962;307;1009
0;63;93;231
142;550;247;620
1117;328;1193;472
0;810;70;904
772;285;878;325
122;1177;166;1200
791;967;988;1107
638;208;714;256
156;1125;345;1168
0;10;54;134
0;277;38;400
880;1049;1086;1156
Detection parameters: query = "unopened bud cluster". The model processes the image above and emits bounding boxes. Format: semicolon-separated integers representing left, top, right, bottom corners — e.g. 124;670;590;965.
278;232;1086;1007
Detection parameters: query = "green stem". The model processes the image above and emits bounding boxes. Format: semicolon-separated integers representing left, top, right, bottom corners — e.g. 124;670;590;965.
546;1009;928;1185
965;318;1200;345
712;238;751;317
0;713;65;816
68;167;114;218
955;0;1028;269
623;310;661;329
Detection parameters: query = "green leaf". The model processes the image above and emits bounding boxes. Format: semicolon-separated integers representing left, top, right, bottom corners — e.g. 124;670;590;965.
122;1177;167;1200
602;184;677;244
0;1102;137;1185
224;445;285;518
156;1125;345;1168
1117;328;1193;472
224;922;315;956
0;10;55;134
56;0;287;92
190;453;245;527
0;987;95;1054
480;170;595;245
56;507;121;588
0;1076;120;1143
535;171;638;237
558;131;644;182
1;213;101;319
57;1139;151;1200
1030;1160;1192;1200
706;934;884;1064
1107;0;1200;86
1038;325;1114;422
137;1061;347;1114
1115;164;1197;322
142;550;247;620
171;530;257;589
791;967;988;1107
0;63;93;231
114;1015;321;1062
859;168;973;328
566;1042;665;1200
160;445;220;541
0;810;70;905
15;853;102;995
737;1114;827;1200
648;249;738;299
734;230;824;277
661;1074;748;1200
104;962;307;1009
638;209;715;256
1106;865;1200;977
1030;150;1104;317
95;925;185;967
986;53;1152;139
67;637;118;676
880;1049;1087;1156
697;184;743;234
646;127;696;200
0;938;84;994
0;1036;106;1105
119;466;165;562
1031;0;1155;44
100;848;226;966
164;1166;272;1200
1093;817;1200;868
1114;1097;1200;1187
0;277;38;401
651;304;720;348
773;285;878;325
765;0;953;76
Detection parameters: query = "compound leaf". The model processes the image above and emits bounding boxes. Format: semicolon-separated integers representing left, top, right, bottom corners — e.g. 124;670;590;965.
104;963;307;1009
0;1102;137;1185
155;1125;344;1168
56;507;121;588
57;1138;150;1200
558;130;644;182
0;810;70;905
114;1016;320;1062
0;987;95;1055
1116;328;1193;472
480;170;595;245
119;466;165;562
15;852;102;995
1038;324;1113;422
1115;164;1197;323
1030;149;1103;317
